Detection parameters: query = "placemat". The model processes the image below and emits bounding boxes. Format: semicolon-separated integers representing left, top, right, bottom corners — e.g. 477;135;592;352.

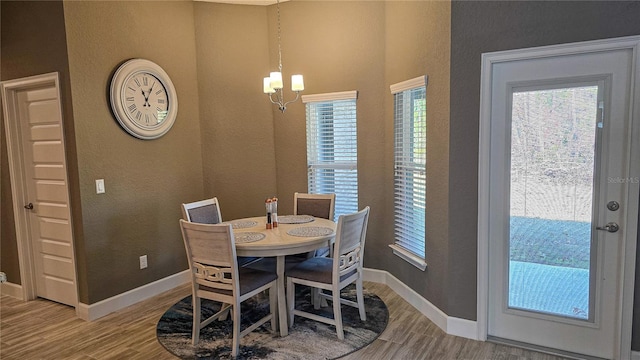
278;215;315;224
234;232;265;243
228;220;258;229
287;226;334;237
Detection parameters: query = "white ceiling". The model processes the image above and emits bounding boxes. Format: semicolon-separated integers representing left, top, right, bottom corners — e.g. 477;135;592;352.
194;0;289;5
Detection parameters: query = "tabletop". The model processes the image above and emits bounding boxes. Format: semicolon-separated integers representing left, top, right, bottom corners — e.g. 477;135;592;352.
227;216;336;257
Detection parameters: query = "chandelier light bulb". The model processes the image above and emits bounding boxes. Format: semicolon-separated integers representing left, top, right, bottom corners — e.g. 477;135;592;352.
263;77;275;94
291;75;304;91
270;72;283;90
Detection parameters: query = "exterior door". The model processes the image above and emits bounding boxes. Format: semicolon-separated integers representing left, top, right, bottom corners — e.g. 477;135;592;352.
1;73;78;307
485;45;638;359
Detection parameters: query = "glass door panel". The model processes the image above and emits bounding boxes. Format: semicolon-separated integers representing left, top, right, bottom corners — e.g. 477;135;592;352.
508;85;599;320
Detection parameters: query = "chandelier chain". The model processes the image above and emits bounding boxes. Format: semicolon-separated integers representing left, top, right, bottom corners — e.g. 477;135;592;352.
263;0;302;113
277;0;282;72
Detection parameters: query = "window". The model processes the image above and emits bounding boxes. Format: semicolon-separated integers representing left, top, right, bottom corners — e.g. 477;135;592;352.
389;76;427;270
302;91;358;221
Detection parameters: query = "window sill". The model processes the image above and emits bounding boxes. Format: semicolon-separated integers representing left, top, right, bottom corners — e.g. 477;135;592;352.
389;244;427;271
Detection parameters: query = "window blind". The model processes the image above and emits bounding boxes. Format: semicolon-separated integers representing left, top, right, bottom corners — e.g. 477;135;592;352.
393;83;426;259
304;93;358;221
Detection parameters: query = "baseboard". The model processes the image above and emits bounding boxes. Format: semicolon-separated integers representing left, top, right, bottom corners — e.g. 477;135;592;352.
632;350;640;360
0;282;23;300
447;316;479;340
77;270;190;321
363;268;478;340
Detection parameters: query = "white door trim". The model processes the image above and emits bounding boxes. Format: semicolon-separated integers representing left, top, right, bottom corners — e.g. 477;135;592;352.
477;36;640;359
1;72;80;311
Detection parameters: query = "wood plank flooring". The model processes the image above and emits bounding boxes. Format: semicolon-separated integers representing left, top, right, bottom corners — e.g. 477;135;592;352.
1;282;567;359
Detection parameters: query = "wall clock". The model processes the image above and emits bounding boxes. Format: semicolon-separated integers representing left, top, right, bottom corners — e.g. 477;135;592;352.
110;59;178;140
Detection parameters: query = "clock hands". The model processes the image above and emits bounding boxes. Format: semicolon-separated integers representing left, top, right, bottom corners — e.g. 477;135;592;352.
140;88;151;107
140;81;156;108
146;82;155;107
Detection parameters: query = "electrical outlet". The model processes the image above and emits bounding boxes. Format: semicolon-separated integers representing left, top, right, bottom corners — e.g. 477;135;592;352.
139;255;148;269
0;272;6;283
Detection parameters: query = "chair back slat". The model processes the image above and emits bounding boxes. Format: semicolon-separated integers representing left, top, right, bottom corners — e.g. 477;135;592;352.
193;263;234;291
338;247;361;275
296;198;331;219
188;204;221;224
180;219;238;293
333;207;370;277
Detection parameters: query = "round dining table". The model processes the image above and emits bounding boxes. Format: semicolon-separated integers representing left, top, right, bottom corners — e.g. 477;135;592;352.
227;215;336;336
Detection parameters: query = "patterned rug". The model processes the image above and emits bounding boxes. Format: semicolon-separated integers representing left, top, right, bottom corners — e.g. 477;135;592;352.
156;285;388;360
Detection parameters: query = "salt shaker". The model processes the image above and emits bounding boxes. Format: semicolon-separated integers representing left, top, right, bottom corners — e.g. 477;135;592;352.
271;197;278;227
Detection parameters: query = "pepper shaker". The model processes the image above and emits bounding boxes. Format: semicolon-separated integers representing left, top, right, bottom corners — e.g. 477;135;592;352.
265;198;273;229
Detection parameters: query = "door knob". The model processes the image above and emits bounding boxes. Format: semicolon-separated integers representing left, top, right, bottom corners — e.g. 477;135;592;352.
596;222;619;233
24;202;34;210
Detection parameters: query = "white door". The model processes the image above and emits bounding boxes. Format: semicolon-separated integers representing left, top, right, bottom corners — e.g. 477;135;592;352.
485;44;638;358
1;73;78;307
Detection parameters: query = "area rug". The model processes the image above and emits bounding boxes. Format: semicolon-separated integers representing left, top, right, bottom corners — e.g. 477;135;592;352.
156;285;388;360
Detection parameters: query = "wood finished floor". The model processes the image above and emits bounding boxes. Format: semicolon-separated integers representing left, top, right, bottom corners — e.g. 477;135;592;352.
1;282;568;360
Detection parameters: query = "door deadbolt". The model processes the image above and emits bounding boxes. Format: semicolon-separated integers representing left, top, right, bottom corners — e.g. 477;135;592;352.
24;202;34;210
606;201;620;211
596;222;619;233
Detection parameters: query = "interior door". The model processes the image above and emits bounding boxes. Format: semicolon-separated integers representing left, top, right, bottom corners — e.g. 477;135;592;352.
486;48;636;359
2;73;78;307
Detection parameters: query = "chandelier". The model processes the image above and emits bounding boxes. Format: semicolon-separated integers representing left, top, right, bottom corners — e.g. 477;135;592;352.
262;0;304;113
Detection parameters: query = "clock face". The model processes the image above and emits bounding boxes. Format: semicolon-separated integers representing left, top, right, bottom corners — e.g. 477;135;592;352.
110;59;178;140
122;72;169;128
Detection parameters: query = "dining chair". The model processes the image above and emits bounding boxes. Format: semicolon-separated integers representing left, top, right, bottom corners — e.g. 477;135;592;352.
286;206;370;340
293;192;336;258
181;197;259;267
179;219;277;357
181;197;223;225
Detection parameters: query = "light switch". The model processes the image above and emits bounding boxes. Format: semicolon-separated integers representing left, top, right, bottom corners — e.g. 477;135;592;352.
96;179;105;194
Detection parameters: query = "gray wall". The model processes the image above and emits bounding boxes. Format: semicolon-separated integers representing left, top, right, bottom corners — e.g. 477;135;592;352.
62;1;204;303
2;0;640;352
449;0;640;349
194;2;278;220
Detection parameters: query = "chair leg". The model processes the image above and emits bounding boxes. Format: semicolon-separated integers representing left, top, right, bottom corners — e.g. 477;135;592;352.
287;277;295;328
218;303;231;321
192;296;201;345
231;303;240;357
332;288;344;340
312;288;329;309
312;288;320;310
356;277;366;321
269;284;278;332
